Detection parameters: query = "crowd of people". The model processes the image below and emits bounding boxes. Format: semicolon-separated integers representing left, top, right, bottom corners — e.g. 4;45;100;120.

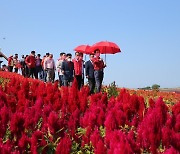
4;50;106;94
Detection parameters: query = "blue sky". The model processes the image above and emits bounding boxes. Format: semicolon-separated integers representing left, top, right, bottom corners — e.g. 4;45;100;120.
0;0;180;88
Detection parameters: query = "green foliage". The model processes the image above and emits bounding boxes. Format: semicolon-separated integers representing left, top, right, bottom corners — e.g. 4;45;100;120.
139;86;151;90
3;125;11;143
36;117;43;130
80;143;93;154
77;127;86;137
0;77;9;89
152;84;160;90
99;126;105;137
71;127;94;154
71;141;80;154
103;81;119;98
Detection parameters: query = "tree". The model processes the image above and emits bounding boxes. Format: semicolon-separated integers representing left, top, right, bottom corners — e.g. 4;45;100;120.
152;84;160;90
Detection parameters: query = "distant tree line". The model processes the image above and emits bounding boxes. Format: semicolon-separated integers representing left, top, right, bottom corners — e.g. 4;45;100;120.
138;84;160;90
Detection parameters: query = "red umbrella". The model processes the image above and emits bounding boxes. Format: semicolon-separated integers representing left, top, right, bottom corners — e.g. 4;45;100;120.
88;41;121;54
74;45;91;54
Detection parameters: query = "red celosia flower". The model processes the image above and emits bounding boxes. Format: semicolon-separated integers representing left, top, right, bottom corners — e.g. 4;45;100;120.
0;140;13;154
42;104;53;122
114;107;126;127
94;139;107;154
61;86;69;107
18;134;30;150
10;112;25;135
96;107;105;126
172;102;180;117
106;130;133;154
137;98;168;153
171;130;180;151
130;115;139;127
174;114;180;132
90;129;101;149
104;112;117;131
127;130;141;153
162;127;171;148
155;97;168;125
0;89;8;108
80;110;97;129
81;126;92;146
138;96;145;121
163;146;179;154
165;114;173;129
6;96;17;113
68;81;79;113
0;105;9;126
149;98;155;108
0;124;7;138
55;135;71;154
30;130;43;152
78;86;89;113
47;111;64;135
68;108;80;137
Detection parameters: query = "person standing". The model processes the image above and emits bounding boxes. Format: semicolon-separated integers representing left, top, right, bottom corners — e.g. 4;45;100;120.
25;51;37;78
2;64;8;71
92;49;106;93
44;54;56;82
85;54;95;94
66;53;74;86
72;52;83;90
24;55;29;77
35;54;43;80
79;53;85;87
41;53;50;82
56;52;65;86
20;55;26;76
13;54;19;73
8;55;14;72
61;53;70;86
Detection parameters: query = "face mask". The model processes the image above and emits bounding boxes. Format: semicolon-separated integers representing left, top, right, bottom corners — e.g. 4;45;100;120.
67;58;71;61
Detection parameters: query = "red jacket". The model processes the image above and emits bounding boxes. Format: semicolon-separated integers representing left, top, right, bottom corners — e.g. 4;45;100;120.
26;55;36;68
72;58;82;75
92;57;105;71
8;57;14;66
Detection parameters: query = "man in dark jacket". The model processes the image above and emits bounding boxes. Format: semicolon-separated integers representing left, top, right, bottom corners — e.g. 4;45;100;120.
61;53;70;86
35;54;43;80
85;54;95;94
66;53;74;86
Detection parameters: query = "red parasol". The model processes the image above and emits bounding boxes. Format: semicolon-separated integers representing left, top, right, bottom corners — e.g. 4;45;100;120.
88;41;121;54
74;45;91;54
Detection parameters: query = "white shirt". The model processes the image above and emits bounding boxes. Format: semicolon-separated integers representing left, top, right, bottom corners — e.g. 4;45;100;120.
56;59;63;75
44;57;55;70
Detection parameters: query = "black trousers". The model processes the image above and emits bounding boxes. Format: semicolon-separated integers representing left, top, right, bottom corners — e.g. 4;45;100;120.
21;67;25;77
28;67;37;79
88;78;95;94
8;66;13;72
94;70;104;93
75;75;82;90
14;68;18;73
25;66;29;77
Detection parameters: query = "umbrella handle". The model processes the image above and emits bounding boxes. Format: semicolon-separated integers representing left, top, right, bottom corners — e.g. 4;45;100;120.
105;54;106;63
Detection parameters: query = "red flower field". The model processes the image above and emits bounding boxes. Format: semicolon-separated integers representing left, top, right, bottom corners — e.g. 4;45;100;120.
0;71;180;154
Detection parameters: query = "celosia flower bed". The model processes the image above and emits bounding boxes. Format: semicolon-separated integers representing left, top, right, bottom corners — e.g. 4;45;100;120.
0;71;180;153
128;89;180;106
